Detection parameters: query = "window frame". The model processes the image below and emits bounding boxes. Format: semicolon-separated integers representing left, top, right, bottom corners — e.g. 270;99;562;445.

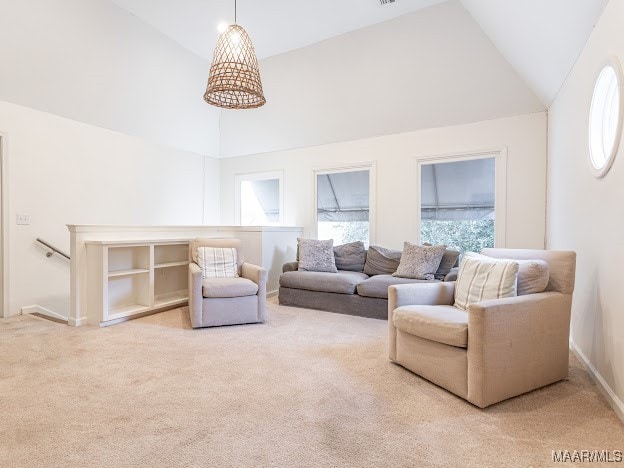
234;170;284;226
414;149;507;249
588;57;624;179
313;162;377;245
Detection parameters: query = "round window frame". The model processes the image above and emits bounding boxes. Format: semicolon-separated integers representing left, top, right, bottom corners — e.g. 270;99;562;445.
588;57;624;179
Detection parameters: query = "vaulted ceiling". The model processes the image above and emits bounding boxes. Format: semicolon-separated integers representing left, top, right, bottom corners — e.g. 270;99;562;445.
110;0;608;107
110;0;447;60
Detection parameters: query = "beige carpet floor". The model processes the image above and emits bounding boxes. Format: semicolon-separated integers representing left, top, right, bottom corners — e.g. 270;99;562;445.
1;301;623;468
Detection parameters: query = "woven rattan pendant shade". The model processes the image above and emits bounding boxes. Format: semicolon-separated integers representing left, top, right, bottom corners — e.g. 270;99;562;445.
204;24;266;109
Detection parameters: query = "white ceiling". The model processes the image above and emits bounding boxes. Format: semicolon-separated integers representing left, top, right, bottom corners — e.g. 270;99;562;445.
110;0;609;108
460;0;609;105
110;0;446;60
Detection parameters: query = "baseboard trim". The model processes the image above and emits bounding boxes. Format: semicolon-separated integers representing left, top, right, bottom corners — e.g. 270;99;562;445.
570;339;624;424
267;289;278;298
68;316;88;327
21;305;68;324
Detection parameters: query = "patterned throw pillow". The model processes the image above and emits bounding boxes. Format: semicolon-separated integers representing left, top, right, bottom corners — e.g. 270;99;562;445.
454;253;519;311
197;247;238;279
392;242;447;280
298;238;338;273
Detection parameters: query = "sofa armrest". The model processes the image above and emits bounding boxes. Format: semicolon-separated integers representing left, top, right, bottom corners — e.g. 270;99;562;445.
282;261;299;273
388;282;456;361
444;267;459;282
242;262;268;323
188;263;203;328
467;291;572;407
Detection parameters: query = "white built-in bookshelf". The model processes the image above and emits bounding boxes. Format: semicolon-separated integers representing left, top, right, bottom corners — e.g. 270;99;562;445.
86;240;190;326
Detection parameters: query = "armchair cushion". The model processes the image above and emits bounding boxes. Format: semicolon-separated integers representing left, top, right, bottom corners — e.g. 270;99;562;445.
202;277;258;298
393;305;468;348
197;247;238;278
466;252;549;296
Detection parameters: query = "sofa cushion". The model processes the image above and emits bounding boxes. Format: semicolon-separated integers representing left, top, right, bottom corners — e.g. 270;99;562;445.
298;238;338;273
435;249;461;280
334;241;366;272
357;275;437;299
202;277;258;298
454;254;519;311
393;305;468;348
393;242;447;280
363;246;402;276
280;270;369;295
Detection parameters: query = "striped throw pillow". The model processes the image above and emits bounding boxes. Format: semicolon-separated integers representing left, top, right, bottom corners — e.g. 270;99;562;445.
454;253;519;311
197;247;238;279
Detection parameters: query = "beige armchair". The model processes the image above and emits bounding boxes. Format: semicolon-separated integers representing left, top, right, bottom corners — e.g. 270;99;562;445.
188;238;267;328
388;248;576;408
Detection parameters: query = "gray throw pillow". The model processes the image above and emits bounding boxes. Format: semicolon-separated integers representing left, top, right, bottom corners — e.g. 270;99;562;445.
297;238;338;273
434;249;461;280
393;242;447;280
363;246;402;276
333;241;366;272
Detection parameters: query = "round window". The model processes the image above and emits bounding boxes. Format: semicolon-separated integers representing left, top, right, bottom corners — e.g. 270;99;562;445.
588;58;624;178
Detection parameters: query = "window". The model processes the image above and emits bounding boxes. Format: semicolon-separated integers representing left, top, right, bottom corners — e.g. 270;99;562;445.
419;156;498;254
589;58;623;178
315;166;374;246
235;171;283;225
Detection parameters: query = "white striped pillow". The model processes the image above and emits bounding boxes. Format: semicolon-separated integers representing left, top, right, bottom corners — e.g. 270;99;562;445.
454;253;519;311
197;247;239;279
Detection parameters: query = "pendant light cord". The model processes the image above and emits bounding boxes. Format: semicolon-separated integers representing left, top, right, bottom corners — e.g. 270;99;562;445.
234;0;237;24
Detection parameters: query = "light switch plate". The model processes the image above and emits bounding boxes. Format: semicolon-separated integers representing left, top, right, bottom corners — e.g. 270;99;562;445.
16;213;30;225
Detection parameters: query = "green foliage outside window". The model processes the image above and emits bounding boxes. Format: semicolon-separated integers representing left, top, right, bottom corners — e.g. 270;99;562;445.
318;221;369;247
421;220;494;254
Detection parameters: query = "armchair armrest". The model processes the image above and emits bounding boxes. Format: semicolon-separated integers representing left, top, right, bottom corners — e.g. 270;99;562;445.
282;261;299;273
388;282;456;310
241;262;268;323
188;262;203;328
388;282;456;361
467;291;572;407
242;262;267;287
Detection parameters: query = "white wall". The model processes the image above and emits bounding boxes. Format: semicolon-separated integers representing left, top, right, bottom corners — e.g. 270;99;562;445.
0;0;219;156
219;1;544;158
547;0;624;417
220;112;547;251
0;100;220;317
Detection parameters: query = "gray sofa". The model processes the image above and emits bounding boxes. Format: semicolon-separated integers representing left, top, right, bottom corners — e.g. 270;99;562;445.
278;245;458;320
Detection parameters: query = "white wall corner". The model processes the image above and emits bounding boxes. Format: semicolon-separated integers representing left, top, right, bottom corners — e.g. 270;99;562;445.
570;339;624;424
21;304;68;323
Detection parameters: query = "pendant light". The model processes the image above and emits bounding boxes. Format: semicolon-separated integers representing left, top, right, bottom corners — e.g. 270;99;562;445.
203;0;266;109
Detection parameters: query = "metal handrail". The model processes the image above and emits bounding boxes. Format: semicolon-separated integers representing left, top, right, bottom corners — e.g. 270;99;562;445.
36;238;70;260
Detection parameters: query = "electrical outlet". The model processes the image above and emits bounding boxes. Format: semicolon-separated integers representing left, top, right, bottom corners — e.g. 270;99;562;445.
16;213;30;225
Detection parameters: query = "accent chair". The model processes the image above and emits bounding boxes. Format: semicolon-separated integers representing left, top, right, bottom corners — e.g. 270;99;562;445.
188;238;267;328
388;248;576;408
